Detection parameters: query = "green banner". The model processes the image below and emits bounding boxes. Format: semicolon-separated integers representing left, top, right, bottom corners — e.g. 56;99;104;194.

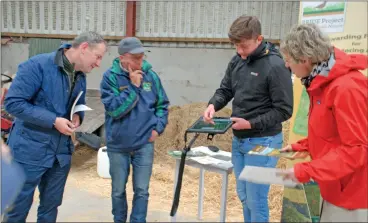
246;146;321;222
292;88;310;136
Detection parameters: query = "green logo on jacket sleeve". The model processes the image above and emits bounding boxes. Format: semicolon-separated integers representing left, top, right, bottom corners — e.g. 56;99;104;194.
142;82;152;91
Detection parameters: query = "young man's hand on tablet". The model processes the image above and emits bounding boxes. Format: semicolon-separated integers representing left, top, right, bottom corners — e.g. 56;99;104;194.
203;104;215;125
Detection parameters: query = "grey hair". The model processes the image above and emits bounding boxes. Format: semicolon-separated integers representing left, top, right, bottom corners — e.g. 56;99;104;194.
72;31;106;48
280;23;333;64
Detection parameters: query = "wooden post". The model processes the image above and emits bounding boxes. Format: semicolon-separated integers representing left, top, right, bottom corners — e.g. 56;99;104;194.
126;1;137;37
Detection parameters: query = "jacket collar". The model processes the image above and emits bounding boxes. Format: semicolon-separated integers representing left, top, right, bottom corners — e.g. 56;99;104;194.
54;43;72;68
240;41;282;63
308;47;368;94
54;43;85;77
245;41;267;63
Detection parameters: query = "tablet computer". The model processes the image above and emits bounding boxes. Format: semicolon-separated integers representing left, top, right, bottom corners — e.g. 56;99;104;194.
186;116;233;134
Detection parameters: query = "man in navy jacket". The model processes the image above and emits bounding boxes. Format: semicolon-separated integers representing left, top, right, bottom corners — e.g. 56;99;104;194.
100;37;169;223
4;31;107;222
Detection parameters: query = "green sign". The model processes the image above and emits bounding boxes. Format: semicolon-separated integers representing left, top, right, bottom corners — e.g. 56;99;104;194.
244;148;321;222
292;88;310;136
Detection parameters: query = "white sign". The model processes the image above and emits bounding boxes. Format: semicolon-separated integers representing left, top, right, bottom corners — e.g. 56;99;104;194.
301;1;347;33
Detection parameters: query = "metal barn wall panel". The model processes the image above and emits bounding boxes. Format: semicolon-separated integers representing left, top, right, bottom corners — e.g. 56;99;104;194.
1;0;126;36
142;41;235;49
2;1;299;42
28;38;62;58
136;1;300;40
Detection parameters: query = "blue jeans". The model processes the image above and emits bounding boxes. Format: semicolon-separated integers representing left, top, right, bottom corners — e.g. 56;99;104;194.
232;132;283;222
107;143;154;223
3;160;71;223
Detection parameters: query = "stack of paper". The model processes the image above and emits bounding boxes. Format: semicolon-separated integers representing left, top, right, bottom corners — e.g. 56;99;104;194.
191;146;231;157
189;156;223;165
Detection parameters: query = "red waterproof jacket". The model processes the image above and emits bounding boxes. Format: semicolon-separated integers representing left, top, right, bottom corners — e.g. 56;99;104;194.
292;47;368;209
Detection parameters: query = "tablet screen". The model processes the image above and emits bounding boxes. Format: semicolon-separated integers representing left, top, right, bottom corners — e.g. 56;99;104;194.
186;117;232;134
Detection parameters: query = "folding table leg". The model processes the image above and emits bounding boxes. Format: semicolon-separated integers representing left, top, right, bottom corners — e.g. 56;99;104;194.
198;168;205;220
220;172;229;222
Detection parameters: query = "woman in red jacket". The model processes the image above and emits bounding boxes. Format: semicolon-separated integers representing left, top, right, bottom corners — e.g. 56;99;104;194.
279;23;367;222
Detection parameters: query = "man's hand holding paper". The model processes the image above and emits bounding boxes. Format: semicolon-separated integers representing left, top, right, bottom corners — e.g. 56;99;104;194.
54;117;75;136
72;113;81;129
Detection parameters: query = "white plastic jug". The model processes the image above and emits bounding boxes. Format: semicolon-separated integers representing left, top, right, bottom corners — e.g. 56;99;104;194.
97;146;111;178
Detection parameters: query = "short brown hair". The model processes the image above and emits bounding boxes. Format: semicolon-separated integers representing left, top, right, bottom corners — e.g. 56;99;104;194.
228;16;262;43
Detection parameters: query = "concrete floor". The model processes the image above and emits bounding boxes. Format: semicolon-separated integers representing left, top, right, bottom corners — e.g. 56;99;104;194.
15;146;220;222
26;180;210;222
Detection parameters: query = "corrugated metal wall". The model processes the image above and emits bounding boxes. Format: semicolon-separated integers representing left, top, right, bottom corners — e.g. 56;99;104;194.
1;0;126;36
2;1;300;45
28;38;62;58
136;1;300;40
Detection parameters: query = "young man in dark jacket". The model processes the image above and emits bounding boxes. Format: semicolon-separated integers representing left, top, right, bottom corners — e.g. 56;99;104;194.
100;37;170;223
203;16;293;222
4;31;107;222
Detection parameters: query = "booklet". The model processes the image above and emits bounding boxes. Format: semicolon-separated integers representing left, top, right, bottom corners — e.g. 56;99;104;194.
248;145;309;160
70;91;93;121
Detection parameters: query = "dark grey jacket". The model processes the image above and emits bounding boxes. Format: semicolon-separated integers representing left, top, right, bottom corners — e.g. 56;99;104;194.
209;41;293;138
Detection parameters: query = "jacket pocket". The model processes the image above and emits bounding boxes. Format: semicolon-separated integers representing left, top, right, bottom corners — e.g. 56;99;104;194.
14;127;50;161
319;181;341;202
111;110;154;148
34;88;56;113
111;119;121;139
340;173;354;193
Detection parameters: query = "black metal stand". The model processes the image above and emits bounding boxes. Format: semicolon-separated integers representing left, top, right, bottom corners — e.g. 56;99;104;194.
170;117;232;217
170;131;200;217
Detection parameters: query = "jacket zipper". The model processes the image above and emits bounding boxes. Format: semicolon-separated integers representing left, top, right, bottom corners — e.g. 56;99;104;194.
56;73;82;155
307;92;314;134
306;88;313;118
67;73;82;105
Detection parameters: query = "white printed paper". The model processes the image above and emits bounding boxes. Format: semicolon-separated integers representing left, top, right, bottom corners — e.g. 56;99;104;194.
191;146;231;157
70;91;93;121
189;156;223;165
239;166;300;188
73;104;92;114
